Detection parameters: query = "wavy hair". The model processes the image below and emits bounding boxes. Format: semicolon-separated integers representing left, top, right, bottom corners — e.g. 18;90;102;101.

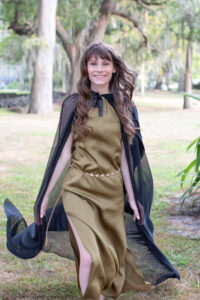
72;42;138;145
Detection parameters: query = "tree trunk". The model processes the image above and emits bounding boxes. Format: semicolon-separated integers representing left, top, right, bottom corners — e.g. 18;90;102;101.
68;45;81;94
183;40;192;109
28;0;57;114
177;72;185;92
155;66;165;90
140;63;145;97
64;63;70;93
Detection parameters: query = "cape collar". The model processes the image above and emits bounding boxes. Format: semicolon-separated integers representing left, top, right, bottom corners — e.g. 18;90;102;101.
89;90;114;117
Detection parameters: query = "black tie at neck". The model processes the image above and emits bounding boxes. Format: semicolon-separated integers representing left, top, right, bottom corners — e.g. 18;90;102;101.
89;91;103;117
89;90;113;117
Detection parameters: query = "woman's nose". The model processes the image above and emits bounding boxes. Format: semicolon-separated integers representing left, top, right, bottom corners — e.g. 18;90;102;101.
96;64;103;72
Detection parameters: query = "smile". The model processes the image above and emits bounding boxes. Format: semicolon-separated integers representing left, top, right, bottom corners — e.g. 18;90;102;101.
94;75;107;78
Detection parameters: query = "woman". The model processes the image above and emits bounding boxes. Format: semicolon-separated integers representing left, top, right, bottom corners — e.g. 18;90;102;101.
40;42;154;299
4;42;180;299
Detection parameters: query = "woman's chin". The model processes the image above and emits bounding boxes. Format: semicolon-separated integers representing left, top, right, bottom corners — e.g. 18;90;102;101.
91;81;109;87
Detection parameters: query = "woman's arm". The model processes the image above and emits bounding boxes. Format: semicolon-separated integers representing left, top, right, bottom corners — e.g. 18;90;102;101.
40;130;73;218
45;130;73;196
121;141;140;221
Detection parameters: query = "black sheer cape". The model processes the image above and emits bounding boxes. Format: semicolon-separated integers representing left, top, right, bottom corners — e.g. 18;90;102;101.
4;92;180;286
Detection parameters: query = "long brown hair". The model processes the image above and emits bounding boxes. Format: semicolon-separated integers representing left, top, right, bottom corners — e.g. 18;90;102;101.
72;42;138;145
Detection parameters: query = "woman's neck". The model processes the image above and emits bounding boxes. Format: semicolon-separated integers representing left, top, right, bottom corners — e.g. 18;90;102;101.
90;85;111;95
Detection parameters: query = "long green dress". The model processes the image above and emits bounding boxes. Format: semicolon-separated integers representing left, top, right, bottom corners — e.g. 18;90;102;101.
61;95;154;299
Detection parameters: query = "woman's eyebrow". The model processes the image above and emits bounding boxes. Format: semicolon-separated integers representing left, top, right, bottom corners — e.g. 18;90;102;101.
89;58;110;62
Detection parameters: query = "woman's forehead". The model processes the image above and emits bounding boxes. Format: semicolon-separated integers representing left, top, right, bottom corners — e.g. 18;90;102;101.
88;53;112;62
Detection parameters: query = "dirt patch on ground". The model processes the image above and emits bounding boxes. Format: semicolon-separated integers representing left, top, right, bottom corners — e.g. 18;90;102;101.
167;193;200;239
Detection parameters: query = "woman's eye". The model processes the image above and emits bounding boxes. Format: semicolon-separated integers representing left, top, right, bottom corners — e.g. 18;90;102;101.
89;62;109;66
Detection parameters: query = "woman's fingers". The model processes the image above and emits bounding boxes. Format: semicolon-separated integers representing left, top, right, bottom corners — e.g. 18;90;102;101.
40;204;45;218
40;196;49;218
129;201;140;221
133;207;140;221
40;210;44;218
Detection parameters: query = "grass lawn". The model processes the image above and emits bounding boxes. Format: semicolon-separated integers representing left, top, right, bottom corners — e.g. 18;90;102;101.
0;89;30;95
0;91;199;299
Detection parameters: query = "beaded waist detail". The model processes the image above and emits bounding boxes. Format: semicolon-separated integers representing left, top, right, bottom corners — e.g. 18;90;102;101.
70;165;122;178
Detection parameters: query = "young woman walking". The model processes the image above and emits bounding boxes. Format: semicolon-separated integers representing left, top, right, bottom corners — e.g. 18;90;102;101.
4;42;180;300
40;42;153;299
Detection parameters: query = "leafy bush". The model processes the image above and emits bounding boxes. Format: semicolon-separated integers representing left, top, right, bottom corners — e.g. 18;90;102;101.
177;93;200;207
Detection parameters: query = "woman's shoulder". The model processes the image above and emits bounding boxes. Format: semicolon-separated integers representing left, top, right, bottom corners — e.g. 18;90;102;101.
60;93;79;117
58;93;79;136
62;92;79;108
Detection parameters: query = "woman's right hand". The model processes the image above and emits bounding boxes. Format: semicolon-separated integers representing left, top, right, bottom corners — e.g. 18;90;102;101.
40;194;49;218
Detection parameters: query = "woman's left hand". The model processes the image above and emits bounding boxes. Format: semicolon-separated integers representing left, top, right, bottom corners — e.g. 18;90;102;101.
129;199;140;222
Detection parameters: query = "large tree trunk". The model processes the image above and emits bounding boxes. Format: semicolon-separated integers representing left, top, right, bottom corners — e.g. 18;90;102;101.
183;40;192;109
28;0;57;114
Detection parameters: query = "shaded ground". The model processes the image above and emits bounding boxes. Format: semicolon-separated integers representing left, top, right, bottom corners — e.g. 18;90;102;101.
167;194;200;239
0;90;200;299
0;90;66;109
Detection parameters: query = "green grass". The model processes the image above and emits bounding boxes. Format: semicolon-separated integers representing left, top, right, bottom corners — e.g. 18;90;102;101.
0;89;30;95
0;90;200;299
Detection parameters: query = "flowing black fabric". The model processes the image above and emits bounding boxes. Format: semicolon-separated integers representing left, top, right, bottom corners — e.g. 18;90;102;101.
3;92;181;285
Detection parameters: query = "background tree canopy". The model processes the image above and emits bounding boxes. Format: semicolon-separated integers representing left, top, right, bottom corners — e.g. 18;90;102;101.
0;0;200;110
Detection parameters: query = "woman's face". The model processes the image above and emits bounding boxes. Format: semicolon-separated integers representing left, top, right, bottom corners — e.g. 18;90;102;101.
87;55;116;91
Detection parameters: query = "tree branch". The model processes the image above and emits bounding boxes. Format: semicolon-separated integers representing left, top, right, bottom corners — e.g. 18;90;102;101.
56;18;72;58
135;0;166;10
7;0;36;35
112;11;148;47
8;21;36;35
136;0;167;5
84;0;116;46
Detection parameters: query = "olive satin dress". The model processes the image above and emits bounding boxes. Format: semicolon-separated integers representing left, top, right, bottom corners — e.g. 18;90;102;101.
61;95;154;299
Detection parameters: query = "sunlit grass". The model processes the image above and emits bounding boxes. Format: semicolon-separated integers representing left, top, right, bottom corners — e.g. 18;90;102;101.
0;89;30;95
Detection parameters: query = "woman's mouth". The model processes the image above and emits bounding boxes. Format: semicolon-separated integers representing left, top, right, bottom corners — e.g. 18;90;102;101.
93;75;107;78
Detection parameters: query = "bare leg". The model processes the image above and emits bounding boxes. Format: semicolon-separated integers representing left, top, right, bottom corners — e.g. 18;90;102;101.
100;294;104;300
66;214;93;296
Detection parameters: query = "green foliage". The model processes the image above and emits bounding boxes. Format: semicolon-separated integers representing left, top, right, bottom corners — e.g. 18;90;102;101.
53;71;64;89
0;89;29;94
165;0;200;42
5;80;20;89
0;33;25;63
1;0;200;92
23;34;48;50
177;138;200;206
177;93;200;207
1;0;38;24
0;34;49;66
57;0;102;41
182;93;200;101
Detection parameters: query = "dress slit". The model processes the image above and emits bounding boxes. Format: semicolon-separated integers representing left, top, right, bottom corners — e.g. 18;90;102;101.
65;209;104;299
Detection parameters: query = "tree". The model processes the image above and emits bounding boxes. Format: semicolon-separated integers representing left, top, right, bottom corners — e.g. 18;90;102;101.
27;0;58;113
162;0;200;108
1;0;166;110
